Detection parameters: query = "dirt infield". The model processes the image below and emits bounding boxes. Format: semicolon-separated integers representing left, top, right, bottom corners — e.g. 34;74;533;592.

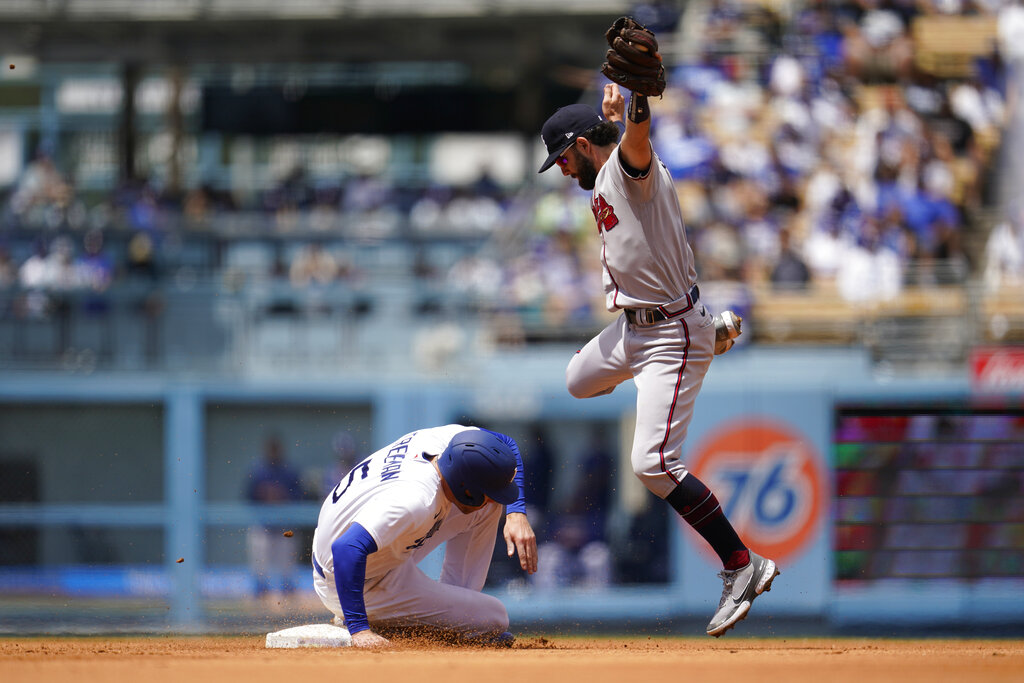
3;636;1023;683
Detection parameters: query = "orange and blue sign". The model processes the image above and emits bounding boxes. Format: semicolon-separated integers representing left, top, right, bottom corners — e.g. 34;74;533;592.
678;410;830;614
690;419;825;564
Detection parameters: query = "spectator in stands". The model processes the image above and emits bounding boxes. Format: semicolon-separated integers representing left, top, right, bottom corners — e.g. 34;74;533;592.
446;253;503;304
409;184;452;234
836;217;903;302
737;185;783;282
533;515;612;590
310;185;342;232
125;231;159;281
183;185;212;228
440;187;504;235
949;75;1005;141
289;242;338;289
246;434;303;602
264;166;314;232
805;206;855;284
47;235;78;291
75;229;114;293
118;179;164;234
12;236;69;325
71;228;115;357
18;239;53;292
983;202;1024;290
531;186;593;236
704;0;746;52
771;224;812;290
8;150;71;225
341;172;401;238
694;219;744;281
838;0;915;82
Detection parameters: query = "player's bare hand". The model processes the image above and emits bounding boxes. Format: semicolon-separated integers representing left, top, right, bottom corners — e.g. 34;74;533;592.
351;629;390;649
503;511;537;574
602;83;625;123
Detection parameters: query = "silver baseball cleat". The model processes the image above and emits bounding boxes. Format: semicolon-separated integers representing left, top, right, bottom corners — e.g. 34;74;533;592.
706;552;779;637
713;310;742;355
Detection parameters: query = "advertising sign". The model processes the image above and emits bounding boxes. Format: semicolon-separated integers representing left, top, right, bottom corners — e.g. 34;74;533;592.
677;387;831;615
690;420;825;565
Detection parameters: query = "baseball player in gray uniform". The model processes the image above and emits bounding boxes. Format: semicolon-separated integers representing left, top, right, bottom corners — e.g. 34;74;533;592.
537;80;777;636
311;424;537;648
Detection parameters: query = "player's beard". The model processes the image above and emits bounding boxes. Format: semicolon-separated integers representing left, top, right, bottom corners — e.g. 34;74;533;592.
574;152;598;191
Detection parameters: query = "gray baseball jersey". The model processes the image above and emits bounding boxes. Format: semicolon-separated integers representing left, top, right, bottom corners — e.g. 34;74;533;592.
593;147;698;312
567;144;716;499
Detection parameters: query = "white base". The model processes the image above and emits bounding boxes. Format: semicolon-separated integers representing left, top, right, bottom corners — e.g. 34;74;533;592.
265;623;353;648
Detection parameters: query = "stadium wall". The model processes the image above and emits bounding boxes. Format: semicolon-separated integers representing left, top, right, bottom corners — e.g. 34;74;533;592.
1;346;1021;632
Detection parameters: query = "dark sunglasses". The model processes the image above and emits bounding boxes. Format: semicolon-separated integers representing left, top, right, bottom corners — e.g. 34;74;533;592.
556;142;577;167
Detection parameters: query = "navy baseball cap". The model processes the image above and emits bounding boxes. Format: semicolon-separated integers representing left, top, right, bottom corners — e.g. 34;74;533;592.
538;103;605;173
437;430;519;507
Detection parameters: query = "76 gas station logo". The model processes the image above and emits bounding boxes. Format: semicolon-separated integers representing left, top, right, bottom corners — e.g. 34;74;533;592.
691;420;824;563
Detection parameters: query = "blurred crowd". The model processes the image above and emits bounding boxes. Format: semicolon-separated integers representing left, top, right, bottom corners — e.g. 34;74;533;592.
669;0;1011;303
0;153;517;297
520;0;1024;323
3;0;1024;335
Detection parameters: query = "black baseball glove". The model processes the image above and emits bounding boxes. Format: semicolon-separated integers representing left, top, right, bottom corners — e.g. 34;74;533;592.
600;16;666;97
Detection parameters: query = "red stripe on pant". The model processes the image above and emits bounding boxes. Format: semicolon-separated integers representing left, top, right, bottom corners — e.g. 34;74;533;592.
657;318;690;487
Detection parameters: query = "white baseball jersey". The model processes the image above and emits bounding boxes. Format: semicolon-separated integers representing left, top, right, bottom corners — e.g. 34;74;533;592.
311;424;509;638
592;146;698;311
567;142;716;499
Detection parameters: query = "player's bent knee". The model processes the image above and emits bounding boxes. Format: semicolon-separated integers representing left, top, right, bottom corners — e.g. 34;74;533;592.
566;376;614;399
473;595;509;635
490;612;510;635
490;599;510;632
565;369;586;398
630;454;650;480
565;363;604;399
566;381;589;399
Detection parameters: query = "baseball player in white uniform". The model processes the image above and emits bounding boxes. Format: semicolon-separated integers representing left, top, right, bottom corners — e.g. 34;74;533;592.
311;425;537;648
537;82;778;637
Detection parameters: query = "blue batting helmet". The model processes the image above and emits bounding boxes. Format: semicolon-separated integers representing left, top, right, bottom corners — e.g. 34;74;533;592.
437;430;519;507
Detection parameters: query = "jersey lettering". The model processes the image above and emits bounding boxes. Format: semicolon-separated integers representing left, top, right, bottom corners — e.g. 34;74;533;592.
380;434;414;482
332;456;373;503
592;194;619;233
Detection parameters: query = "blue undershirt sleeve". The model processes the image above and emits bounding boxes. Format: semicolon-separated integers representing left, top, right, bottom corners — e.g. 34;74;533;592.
330;522;378;635
483;429;527;515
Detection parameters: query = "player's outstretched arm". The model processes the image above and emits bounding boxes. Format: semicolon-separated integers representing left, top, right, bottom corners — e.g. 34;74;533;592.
331;523;388;646
504;512;538;574
619;93;653;172
600;16;661;172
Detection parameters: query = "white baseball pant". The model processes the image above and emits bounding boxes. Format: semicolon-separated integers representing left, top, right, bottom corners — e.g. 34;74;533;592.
313;500;508;638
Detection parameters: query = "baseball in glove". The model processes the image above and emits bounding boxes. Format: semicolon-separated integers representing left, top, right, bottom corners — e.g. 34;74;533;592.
601;16;666;97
